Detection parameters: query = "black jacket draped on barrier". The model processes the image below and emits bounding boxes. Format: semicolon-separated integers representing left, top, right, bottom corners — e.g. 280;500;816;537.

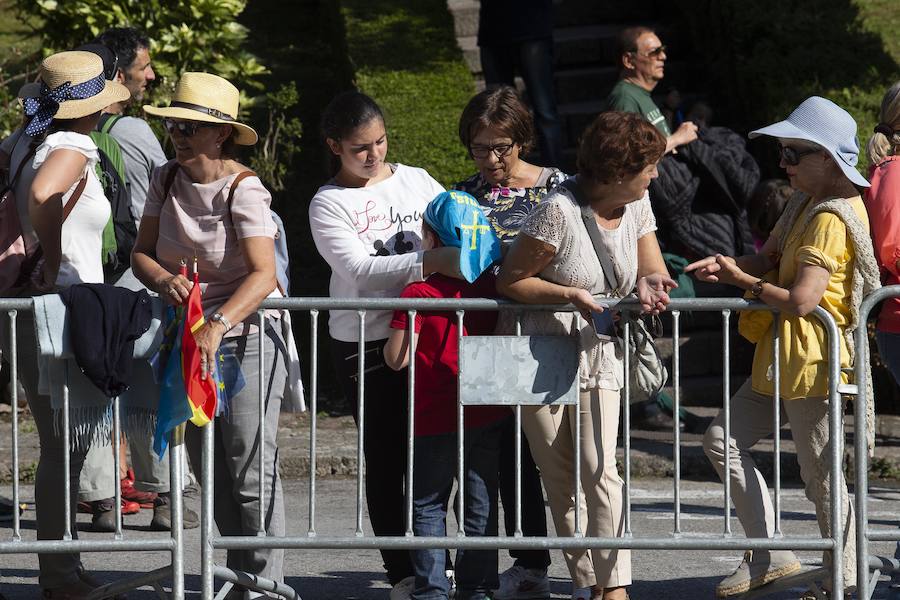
649;126;760;261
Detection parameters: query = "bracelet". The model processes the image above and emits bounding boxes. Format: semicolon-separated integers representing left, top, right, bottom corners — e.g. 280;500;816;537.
210;312;233;332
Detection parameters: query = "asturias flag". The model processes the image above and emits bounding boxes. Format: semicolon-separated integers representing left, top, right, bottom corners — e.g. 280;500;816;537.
152;262;220;458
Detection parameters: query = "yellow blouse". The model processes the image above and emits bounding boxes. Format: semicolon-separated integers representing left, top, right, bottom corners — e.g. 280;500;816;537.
750;196;867;399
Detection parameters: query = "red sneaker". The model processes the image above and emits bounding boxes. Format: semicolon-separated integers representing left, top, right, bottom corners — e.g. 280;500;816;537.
120;498;140;515
77;501;93;514
121;476;157;509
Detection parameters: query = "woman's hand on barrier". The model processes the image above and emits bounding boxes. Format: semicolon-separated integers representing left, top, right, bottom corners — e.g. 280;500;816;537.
567;287;605;322
685;254;742;285
157;274;193;306
193;322;225;379
637;273;678;314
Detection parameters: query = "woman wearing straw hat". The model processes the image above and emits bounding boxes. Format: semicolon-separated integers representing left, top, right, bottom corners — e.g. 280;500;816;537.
686;96;881;598
133;72;287;598
0;50;130;599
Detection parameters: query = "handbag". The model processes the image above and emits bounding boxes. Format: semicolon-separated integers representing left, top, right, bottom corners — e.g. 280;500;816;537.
560;178;668;398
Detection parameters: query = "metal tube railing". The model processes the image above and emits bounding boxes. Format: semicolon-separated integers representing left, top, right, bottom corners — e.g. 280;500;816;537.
855;285;900;599
0;298;185;599
0;295;854;600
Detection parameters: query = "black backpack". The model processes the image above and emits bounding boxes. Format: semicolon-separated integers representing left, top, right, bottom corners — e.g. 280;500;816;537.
90;120;138;282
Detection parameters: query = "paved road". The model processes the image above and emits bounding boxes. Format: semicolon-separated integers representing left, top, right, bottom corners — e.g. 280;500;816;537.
2;478;900;599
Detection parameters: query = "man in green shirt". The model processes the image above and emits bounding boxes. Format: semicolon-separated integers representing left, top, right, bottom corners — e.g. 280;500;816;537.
605;26;698;154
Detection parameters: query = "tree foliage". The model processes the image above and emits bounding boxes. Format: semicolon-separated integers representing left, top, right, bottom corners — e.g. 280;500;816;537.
14;0;267;108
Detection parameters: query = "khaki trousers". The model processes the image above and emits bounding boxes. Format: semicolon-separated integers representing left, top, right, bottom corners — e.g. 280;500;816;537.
703;379;856;584
521;388;631;589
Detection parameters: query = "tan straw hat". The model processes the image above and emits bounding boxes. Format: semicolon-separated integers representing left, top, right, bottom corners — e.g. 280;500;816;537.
143;72;258;145
18;51;130;135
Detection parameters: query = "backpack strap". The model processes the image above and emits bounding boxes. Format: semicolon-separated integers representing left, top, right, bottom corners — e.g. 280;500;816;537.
98;113;122;135
225;170;286;295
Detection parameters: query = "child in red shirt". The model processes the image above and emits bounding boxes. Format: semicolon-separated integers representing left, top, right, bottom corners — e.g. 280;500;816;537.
384;191;507;600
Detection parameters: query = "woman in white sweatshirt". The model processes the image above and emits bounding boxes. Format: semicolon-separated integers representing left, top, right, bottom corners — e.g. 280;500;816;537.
308;91;461;597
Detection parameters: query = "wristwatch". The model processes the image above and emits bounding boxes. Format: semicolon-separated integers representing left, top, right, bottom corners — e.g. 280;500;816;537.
750;278;768;298
210;312;233;332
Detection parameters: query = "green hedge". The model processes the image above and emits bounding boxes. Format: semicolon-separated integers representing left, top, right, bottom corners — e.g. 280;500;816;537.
677;0;899;171
341;0;476;187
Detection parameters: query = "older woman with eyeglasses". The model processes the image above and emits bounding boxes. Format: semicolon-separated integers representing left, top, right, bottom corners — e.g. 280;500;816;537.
452;85;567;599
132;72;288;596
686;97;881;598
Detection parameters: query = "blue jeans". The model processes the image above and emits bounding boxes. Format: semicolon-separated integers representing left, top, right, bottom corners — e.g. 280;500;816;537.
412;420;504;600
480;38;563;168
877;330;900;386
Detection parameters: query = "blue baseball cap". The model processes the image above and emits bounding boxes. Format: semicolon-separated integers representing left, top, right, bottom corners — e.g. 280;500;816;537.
749;96;869;188
424;191;501;283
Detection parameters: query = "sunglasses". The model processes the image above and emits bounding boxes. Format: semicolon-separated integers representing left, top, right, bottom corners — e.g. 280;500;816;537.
163;118;217;137
779;145;819;166
632;45;667;59
469;143;514;160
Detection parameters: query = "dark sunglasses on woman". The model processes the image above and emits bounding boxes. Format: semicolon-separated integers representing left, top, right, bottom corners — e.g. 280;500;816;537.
163;118;217;137
779;144;819;166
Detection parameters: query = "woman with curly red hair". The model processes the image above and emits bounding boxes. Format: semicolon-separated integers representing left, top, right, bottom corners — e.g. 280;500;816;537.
497;111;676;600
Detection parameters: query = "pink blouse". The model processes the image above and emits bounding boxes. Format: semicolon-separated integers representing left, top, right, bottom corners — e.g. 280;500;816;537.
143;161;278;336
866;156;900;332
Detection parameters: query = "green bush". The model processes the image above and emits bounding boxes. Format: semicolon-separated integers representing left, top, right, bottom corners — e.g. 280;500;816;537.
676;0;899;171
341;0;475;187
8;0;300;191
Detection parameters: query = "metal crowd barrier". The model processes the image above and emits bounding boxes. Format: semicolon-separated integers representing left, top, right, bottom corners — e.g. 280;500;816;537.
199;296;847;600
0;297;186;600
855;285;900;600
0;295;852;600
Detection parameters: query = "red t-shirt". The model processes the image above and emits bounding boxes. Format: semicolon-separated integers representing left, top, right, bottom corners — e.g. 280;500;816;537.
390;273;509;436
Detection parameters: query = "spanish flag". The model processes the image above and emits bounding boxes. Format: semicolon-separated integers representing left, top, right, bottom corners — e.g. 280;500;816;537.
182;268;217;426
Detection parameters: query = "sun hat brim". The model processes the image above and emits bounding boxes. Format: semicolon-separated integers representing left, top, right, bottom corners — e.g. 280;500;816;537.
18;80;131;120
142;105;258;145
750;120;870;188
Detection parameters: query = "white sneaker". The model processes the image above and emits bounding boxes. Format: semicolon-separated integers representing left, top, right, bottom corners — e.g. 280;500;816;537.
494;565;551;599
390;576;415;600
447;569;457;599
571;586;591;600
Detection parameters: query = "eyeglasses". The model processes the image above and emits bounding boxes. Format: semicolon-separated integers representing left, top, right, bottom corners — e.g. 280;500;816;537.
163;118;217;137
779;145;819;166
469;143;514;160
631;44;667;59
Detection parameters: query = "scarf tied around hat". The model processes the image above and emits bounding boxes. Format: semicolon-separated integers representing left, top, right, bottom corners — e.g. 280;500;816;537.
24;73;106;136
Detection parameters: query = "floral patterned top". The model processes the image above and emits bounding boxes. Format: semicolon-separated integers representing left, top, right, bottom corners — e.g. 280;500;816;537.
452;167;568;242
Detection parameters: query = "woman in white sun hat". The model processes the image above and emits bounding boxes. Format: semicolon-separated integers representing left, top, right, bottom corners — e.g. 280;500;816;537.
0;50;130;599
133;72;287;598
687;96;881;598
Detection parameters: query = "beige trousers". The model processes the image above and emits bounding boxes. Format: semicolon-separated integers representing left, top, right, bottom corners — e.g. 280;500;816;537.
521;387;631;589
703;379;856;584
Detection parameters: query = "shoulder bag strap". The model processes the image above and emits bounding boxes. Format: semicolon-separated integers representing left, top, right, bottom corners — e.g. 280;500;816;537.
559;178;622;294
62;175;88;223
162;162;181;201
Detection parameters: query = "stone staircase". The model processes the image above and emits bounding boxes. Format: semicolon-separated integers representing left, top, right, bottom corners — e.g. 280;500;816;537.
447;1;744;408
448;0;701;172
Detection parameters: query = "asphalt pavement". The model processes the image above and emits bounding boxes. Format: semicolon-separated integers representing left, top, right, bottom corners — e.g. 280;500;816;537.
3;478;900;599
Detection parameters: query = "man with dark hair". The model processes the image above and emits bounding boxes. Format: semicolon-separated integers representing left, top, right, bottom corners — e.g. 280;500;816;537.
605;27;698;154
94;27;166;224
80;34;197;533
